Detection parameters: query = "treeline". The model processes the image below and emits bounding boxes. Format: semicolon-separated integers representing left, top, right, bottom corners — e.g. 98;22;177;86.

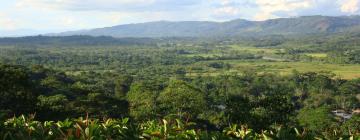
0;45;259;74
1;64;359;137
277;33;360;64
0;35;160;46
1;33;360;65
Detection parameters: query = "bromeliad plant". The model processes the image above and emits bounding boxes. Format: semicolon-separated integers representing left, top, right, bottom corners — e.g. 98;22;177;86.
140;119;199;140
223;124;258;139
0;115;138;140
1;115;359;140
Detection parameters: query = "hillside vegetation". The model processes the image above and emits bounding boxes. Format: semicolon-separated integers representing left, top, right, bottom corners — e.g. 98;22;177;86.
1;34;360;139
53;16;360;38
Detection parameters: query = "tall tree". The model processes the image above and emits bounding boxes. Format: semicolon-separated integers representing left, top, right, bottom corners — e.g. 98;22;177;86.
157;79;207;119
114;75;133;99
0;64;37;117
127;82;158;120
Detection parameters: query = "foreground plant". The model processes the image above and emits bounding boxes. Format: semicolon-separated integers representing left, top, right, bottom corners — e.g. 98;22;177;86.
1;115;359;140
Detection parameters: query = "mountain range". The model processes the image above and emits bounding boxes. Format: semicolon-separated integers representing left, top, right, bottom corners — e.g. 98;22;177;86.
51;15;360;38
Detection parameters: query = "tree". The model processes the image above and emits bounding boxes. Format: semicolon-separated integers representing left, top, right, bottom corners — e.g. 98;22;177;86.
336;80;360;109
297;106;337;132
225;94;251;124
251;95;295;130
114;75;133;99
341;115;360;135
157;80;207;119
126;82;158;120
0;64;37;117
76;93;129;118
37;94;69;120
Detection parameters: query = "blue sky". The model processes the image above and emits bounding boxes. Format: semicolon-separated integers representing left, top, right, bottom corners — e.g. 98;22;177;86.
0;0;360;35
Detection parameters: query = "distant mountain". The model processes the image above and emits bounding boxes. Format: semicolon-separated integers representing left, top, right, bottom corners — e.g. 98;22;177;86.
51;16;360;38
0;36;160;46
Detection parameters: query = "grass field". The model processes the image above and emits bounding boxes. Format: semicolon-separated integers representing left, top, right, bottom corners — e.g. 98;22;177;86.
184;53;218;57
189;61;360;79
229;45;279;54
184;46;359;79
304;53;328;58
183;46;279;58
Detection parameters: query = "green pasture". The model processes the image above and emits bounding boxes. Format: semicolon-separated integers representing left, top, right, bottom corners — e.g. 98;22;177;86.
228;45;279;54
304;53;328;58
189;61;360;79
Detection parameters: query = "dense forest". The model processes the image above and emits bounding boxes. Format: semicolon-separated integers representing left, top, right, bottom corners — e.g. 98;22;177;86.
0;33;359;139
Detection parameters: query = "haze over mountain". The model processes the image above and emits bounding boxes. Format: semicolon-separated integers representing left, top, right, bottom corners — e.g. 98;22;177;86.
51;16;360;38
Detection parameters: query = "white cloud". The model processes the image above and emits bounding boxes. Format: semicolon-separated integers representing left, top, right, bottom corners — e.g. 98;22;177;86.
254;0;313;20
219;0;232;5
105;13;123;24
340;0;359;13
15;0;198;12
214;6;240;15
0;13;18;30
16;0;156;8
49;12;129;29
210;0;256;20
211;0;314;21
11;0;206;30
58;17;75;26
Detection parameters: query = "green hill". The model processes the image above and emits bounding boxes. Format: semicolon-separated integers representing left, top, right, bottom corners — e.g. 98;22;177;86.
53;15;360;38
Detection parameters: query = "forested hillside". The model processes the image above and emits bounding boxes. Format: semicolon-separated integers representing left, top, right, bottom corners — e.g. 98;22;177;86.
52;16;360;38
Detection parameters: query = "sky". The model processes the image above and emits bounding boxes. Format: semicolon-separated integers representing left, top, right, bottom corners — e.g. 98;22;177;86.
0;0;360;36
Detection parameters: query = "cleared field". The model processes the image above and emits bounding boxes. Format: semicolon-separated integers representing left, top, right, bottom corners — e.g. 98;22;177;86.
183;46;279;58
304;53;328;58
190;61;360;79
184;53;218;57
228;45;280;54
